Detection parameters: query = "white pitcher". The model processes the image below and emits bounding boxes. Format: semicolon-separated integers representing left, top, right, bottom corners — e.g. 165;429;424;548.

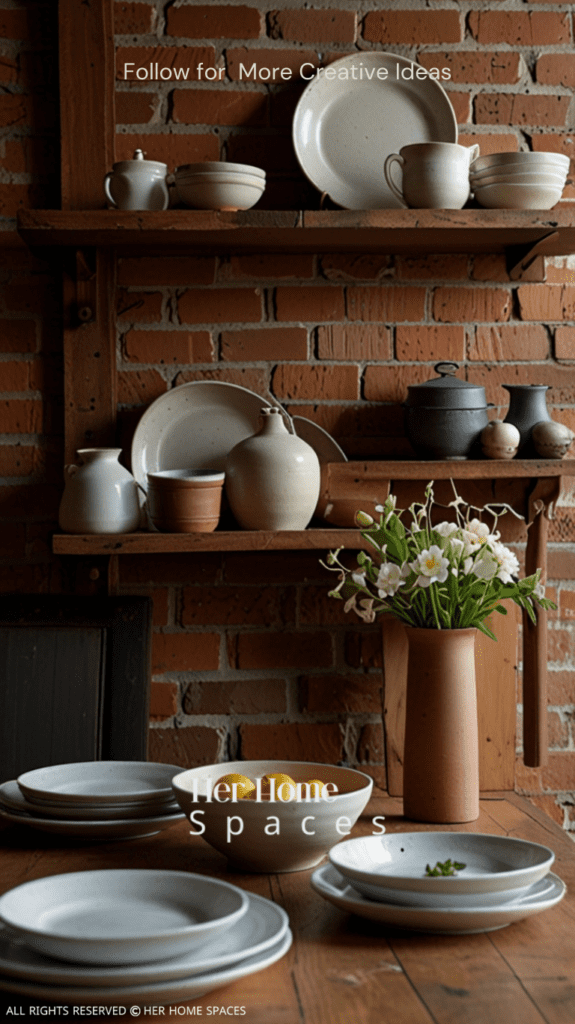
58;448;141;534
384;142;481;209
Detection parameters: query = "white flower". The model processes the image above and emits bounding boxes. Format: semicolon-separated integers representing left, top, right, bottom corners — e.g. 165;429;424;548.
534;582;546;601
490;541;520;584
447;536;465;557
466;518;491;544
376;562;406;597
356;598;376;623
471;547;498;581
352;572;366;588
411;546;449;588
356;511;374;527
435;521;459;538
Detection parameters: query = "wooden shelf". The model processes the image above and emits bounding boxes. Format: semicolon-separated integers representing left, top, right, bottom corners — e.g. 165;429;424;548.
17;208;575;268
53;528;363;555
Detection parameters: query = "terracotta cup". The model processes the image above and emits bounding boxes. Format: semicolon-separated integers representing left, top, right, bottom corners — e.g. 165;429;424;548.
146;470;225;533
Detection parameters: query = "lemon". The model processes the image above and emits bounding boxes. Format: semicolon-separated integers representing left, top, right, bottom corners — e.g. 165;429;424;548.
261;772;297;801
306;779;326;798
214;773;255;800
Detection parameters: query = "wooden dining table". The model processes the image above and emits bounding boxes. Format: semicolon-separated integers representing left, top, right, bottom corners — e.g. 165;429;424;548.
1;789;574;1023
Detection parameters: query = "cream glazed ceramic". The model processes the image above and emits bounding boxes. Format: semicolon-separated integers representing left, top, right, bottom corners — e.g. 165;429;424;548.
104;149;169;211
384;141;480;209
481;419;520;459
58;448;141;534
224;408;321;530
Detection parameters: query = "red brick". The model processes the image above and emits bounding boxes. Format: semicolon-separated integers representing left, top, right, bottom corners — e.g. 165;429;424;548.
539;751;575;792
269;9;356;44
396;255;469;280
298;586;356;626
116;46;215;81
549;509;575;543
518;284;575;321
536;54;575;87
221;327;307;361
0;399;42;433
433;287;511;323
0;139;51;175
175;366;268;393
547;627;574;664
185;679;287;715
224;255;314;280
363;10;462;44
275;286;345;323
548;670;575;704
167;5;261;39
119;257;215;287
150;681;179;720
469;134;520;158
419;50;522;85
559;590;575;620
114;2;155;34
468;363;575;407
470;325;550;362
181;586;293;627
0;360;31;392
449;92;471;125
0;95;31;131
396;325;465;362
272;364;359;401
530;133;575;174
0;445;36;476
117;369;167;405
172;89;267;127
0;321;36;353
548;549;575;580
0;184;42;218
120;552;221;586
471;255;512;283
0;10;30;38
357;722;385;763
317;324;391;361
320;254;393;282
229;631;333;669
363;364;430;403
527;795;564;828
123;329;214;364
151;588;169;626
148;725;222;767
347;286;425;323
223;551;327;586
556;327;575;359
0;55;18;86
300;674;382;714
115;133;219;165
475;93;570;128
226;47;319;82
117;289;163;322
178;288;262;324
115;91;157;125
239;722;343;762
468;10;570;44
152;632;220;672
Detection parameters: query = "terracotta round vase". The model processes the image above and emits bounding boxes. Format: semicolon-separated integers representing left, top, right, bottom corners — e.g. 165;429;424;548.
402;627;479;824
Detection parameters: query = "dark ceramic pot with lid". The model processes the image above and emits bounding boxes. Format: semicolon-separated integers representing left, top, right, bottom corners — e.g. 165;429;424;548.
403;362;490;460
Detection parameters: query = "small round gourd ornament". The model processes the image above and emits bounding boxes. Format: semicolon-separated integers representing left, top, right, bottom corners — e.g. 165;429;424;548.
480;420;520;460
532;420;574;459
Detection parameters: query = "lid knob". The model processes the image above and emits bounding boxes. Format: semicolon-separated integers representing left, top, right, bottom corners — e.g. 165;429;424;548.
133;149;145;160
434;362;459;377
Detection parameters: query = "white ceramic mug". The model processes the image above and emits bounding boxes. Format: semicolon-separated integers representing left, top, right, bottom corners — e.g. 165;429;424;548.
384;142;481;209
104;148;169;211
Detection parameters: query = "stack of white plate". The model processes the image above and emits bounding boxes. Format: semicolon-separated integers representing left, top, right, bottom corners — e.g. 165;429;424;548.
470;151;569;209
0;761;187;840
174;161;266;210
0;869;292;1006
312;832;565;934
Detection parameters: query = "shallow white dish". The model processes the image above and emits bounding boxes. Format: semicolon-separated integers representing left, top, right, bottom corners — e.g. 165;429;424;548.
312;865;565;934
471;172;567;190
175;161;266;179
176;178;265;211
0;781;179;821
0;891;288;986
470;164;567;184
293;52;457;210
471;150;569;174
474;181;564;209
0;870;249;965
348;872;557;908
18;761;182;806
131;381;272;491
0;928;292;1006
0;796;184;840
328;832;555;904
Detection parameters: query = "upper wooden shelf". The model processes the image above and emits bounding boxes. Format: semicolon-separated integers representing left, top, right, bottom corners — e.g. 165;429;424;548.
17;208;575;269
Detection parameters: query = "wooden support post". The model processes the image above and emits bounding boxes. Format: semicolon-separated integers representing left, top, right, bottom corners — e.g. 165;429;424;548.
523;507;549;768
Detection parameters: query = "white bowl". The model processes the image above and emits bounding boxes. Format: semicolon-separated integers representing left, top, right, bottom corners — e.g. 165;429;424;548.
471;171;567;189
471;151;569;174
328;832;555;908
474;181;564;209
17;761;182;807
172;760;373;873
175;179;265;211
470;163;567;184
175;172;266;188
0;870;249;965
175;161;265;179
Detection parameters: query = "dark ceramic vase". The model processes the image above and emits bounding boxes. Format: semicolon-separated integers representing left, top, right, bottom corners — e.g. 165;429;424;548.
502;385;551;457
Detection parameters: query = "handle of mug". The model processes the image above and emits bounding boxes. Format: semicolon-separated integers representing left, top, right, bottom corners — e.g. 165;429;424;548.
103;172;117;208
467;143;481;168
383;153;407;207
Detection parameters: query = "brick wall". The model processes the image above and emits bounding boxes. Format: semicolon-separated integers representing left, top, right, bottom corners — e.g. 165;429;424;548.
1;0;575;832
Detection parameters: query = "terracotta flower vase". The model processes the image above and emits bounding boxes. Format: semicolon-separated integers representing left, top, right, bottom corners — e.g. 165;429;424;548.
402;627;479;824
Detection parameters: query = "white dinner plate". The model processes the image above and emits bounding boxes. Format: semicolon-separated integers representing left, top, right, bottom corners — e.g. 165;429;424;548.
0;870;248;965
131;381;272;490
0;798;184;840
0;781;179;821
293;52;458;209
311;865;566;934
0;928;293;1006
0;891;288;986
18;761;182;806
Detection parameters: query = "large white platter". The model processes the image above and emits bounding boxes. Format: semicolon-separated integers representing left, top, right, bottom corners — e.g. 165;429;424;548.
0;928;293;1006
311;865;565;935
293;52;458;210
17;761;182;806
131;381;272;490
0;870;248;965
0;892;288;987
